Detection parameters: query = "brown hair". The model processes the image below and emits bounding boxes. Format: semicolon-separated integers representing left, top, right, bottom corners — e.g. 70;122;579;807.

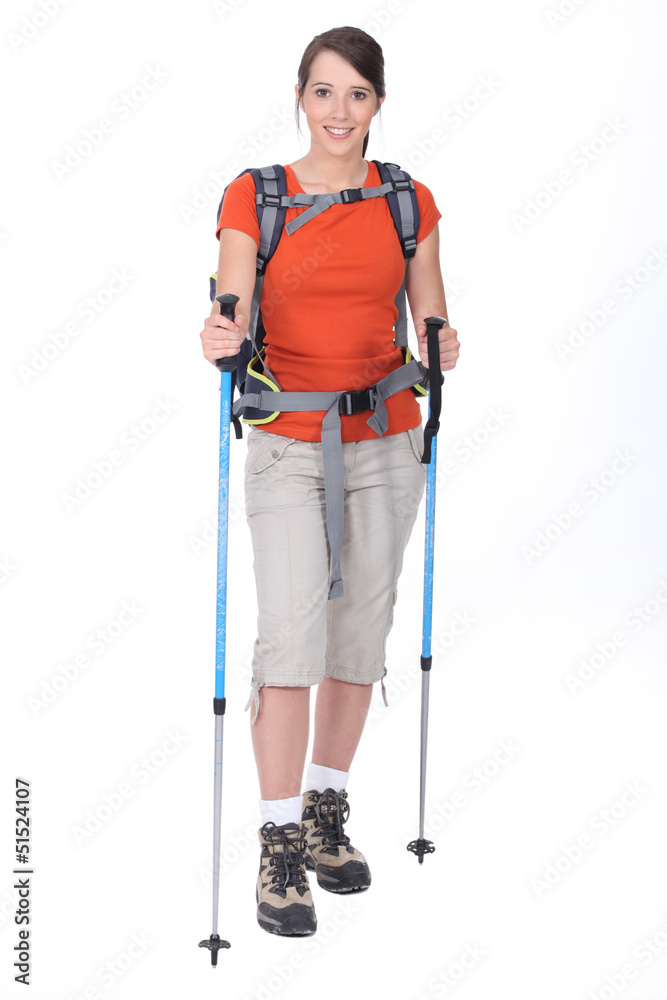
295;26;385;158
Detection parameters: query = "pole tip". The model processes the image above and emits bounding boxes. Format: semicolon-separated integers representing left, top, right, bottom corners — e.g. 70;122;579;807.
407;838;435;864
199;934;231;965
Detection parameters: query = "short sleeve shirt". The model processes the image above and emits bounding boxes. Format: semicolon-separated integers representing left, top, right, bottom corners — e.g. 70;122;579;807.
217;160;441;441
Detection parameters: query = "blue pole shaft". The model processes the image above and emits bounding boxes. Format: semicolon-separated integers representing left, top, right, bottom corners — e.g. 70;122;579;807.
215;371;232;700
211;370;231;936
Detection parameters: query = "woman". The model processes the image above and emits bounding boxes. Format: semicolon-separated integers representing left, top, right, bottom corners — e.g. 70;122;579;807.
200;26;459;937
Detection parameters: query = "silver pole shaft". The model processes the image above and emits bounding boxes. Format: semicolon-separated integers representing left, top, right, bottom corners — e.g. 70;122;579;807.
211;714;224;934
418;670;431;840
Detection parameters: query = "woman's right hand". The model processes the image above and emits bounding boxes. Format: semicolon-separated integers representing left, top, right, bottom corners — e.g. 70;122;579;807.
200;312;246;367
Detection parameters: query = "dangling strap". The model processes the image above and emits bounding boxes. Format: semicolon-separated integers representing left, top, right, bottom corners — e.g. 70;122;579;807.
393;262;409;349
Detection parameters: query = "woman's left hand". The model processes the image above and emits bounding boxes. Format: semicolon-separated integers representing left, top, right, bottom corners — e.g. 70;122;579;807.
415;320;460;371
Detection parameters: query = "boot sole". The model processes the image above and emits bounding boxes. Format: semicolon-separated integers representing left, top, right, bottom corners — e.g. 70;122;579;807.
304;854;371;893
256;891;317;936
257;917;317;937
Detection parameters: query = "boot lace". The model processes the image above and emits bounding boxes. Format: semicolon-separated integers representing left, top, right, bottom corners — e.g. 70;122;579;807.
313;789;351;849
261;822;308;891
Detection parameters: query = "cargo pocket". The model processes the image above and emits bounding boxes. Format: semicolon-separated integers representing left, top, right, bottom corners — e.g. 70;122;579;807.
244;429;314;515
406;423;427;466
387;427;426;516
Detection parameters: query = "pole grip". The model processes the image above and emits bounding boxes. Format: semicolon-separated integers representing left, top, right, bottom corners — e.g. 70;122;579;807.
215;293;240;373
421;315;447;464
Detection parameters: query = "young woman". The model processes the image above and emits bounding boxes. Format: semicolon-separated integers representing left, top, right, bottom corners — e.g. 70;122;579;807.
200;26;459;937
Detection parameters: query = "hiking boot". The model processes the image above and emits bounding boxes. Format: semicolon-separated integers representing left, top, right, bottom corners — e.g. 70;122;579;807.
301;788;371;893
256;821;317;936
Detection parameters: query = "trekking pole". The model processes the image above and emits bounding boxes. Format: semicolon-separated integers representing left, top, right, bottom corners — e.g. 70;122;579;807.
407;315;447;864
199;291;239;965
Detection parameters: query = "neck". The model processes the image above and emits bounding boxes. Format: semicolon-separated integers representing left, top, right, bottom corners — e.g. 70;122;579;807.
297;146;368;189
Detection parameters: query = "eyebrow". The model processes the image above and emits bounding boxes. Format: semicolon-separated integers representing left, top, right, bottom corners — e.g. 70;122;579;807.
311;81;372;91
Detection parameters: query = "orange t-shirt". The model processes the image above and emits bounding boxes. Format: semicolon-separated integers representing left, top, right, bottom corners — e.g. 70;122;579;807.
216;161;441;441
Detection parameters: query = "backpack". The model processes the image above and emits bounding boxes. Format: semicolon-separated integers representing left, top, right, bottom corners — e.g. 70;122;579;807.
209;160;432;600
209;161;429;421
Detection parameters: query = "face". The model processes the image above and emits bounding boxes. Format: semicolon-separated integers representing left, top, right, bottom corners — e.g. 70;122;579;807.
296;49;384;155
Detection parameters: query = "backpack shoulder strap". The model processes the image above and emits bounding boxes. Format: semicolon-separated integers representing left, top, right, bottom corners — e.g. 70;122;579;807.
373;161;421;348
373;161;420;259
252;164;288;275
210;164;288;301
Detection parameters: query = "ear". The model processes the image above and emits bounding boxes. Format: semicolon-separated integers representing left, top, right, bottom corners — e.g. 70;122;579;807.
294;83;303;112
376;93;386;115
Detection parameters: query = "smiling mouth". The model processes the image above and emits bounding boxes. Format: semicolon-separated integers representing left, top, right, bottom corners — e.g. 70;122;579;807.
325;127;353;135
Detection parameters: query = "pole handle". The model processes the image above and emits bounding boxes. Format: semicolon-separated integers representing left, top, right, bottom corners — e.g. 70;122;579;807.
424;315;447;378
215;293;240;373
421;316;447;464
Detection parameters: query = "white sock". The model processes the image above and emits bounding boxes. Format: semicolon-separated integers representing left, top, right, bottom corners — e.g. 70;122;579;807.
305;762;350;794
259;795;303;827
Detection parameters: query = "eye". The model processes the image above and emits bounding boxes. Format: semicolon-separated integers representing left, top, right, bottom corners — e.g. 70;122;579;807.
315;88;330;98
351;91;367;100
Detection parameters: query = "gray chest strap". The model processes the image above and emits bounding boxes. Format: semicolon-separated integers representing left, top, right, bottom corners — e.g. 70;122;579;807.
235;359;424;599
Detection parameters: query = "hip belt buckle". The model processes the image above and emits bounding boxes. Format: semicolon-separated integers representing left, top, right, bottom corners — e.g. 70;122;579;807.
338;387;373;416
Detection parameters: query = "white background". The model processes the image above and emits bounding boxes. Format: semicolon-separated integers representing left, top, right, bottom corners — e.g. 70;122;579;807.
1;1;666;998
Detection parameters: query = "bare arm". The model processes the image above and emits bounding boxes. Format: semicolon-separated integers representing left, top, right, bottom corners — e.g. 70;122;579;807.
405;224;460;371
200;227;257;366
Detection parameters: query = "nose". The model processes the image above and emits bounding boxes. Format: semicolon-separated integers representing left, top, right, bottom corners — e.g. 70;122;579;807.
330;94;348;120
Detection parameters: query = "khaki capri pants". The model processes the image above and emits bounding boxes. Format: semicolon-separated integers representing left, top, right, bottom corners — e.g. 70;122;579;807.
243;423;426;724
